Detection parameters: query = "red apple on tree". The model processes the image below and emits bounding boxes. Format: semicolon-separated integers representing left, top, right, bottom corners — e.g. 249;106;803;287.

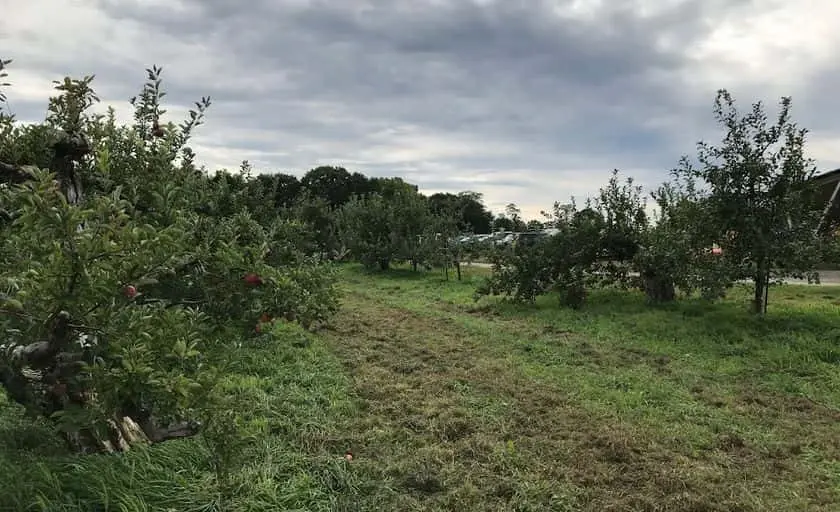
243;272;263;286
123;284;138;298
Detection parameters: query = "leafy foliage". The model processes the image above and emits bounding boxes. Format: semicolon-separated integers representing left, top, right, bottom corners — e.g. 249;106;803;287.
634;177;731;302
428;191;494;234
477;201;603;308
337;185;430;270
0;64;338;453
476;91;833;313
674;90;826;313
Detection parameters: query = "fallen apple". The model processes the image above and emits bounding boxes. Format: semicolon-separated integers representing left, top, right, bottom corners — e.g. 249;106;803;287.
124;285;138;298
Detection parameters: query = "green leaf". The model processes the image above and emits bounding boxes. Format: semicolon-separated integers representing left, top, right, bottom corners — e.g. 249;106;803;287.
173;338;187;358
0;297;23;311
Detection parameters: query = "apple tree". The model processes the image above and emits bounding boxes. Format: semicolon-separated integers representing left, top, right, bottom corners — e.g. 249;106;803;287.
674;90;826;314
337;183;430;271
633;174;732;302
0;62;338;453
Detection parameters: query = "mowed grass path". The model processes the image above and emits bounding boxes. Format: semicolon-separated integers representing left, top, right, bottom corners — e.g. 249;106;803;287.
0;265;837;510
325;265;840;511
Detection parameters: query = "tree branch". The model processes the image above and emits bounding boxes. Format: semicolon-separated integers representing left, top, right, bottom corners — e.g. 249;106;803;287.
0;160;31;184
6;311;74;369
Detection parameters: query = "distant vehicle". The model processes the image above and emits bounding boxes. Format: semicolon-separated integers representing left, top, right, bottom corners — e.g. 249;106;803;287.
453;229;562;247
490;232;513;245
516;232;545;246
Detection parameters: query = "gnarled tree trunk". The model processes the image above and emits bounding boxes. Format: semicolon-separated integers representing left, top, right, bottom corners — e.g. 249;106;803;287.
1;131;200;453
641;271;676;303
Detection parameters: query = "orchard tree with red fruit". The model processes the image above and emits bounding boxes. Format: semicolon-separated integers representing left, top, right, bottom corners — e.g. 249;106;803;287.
0;61;339;453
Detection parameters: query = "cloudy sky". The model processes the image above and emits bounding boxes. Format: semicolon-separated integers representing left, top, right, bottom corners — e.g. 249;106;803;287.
3;0;840;218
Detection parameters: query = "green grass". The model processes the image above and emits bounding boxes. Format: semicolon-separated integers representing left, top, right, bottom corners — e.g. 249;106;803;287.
325;264;840;511
0;322;362;511
1;264;838;511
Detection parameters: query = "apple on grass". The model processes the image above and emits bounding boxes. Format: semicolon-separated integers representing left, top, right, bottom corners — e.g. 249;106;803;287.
123;285;138;299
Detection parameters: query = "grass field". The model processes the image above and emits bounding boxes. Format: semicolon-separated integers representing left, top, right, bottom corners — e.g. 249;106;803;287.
1;264;839;511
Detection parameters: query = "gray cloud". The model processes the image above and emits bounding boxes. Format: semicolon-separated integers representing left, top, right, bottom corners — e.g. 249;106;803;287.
5;0;839;217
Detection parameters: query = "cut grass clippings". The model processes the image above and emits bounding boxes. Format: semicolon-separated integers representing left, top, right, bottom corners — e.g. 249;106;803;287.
1;263;838;511
322;263;840;511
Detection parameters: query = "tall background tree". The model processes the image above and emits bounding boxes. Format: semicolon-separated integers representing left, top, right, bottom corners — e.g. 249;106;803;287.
427;191;493;234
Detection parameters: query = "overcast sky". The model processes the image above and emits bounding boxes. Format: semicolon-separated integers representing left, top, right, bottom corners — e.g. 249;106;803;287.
3;0;840;218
